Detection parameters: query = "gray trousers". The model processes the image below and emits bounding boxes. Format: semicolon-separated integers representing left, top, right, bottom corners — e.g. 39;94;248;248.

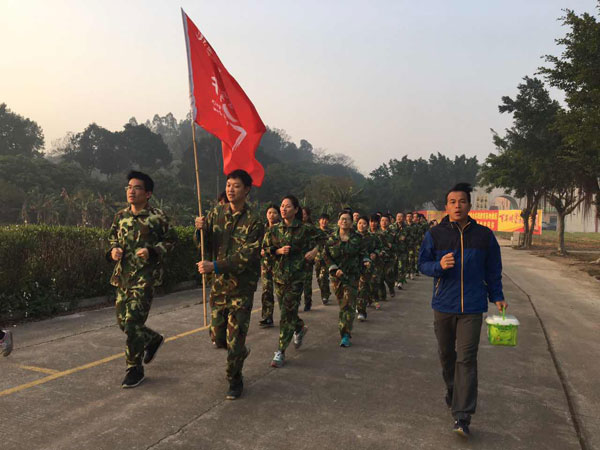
433;310;483;422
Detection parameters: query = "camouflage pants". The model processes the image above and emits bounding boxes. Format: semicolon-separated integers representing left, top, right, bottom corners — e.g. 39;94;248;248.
374;262;387;301
275;281;304;352
314;258;331;301
209;294;253;383
332;278;358;337
408;249;417;275
303;263;314;307
261;263;275;320
397;252;408;284
383;259;396;296
115;285;160;369
357;268;372;315
413;245;421;273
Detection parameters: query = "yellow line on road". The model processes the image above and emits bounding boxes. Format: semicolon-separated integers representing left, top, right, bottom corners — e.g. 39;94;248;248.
0;303;268;398
0;289;323;398
17;365;60;375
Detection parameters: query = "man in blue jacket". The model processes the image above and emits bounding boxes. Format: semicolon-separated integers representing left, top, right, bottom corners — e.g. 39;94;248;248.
419;183;507;438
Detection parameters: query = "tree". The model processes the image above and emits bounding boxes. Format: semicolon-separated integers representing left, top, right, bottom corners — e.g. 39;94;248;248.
539;6;600;258
0;103;44;157
480;77;562;248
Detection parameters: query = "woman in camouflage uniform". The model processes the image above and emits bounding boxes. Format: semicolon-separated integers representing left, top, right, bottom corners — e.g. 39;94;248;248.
259;204;280;327
325;211;371;347
263;195;325;368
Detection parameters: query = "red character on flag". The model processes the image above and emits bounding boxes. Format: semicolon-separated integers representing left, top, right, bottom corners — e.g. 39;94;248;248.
182;10;266;186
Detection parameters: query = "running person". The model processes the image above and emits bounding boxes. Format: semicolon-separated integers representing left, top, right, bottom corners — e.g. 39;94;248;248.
196;169;264;400
314;213;333;305
324;211;370;347
356;215;382;321
108;171;176;388
263;195;324;368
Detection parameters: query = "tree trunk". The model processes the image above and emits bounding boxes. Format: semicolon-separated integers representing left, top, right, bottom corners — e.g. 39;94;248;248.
556;212;566;255
527;195;541;248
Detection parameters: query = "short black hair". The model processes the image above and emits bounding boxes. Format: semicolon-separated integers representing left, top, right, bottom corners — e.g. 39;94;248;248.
446;182;473;204
381;213;392;220
265;203;279;213
227;169;253;188
370;214;380;223
319;213;330;220
127;170;154;192
338;210;352;219
358;215;369;223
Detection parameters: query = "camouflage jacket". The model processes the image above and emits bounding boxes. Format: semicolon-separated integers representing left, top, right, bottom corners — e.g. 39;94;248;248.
195;203;264;297
379;227;398;261
261;222;279;272
314;225;335;263
394;223;409;253
324;229;370;284
262;218;326;284
107;204;176;289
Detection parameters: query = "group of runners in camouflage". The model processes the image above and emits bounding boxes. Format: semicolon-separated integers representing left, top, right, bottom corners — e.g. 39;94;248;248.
101;168;430;397
1;169;506;438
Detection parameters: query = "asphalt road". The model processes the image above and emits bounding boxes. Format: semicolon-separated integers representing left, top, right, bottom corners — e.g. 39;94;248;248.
1;244;595;450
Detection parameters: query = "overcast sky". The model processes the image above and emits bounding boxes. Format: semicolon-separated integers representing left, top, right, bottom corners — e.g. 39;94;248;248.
2;0;598;174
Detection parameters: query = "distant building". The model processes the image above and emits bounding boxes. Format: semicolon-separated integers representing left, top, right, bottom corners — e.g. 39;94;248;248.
471;187;598;233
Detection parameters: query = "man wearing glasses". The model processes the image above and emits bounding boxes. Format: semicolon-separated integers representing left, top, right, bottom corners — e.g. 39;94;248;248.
107;171;176;388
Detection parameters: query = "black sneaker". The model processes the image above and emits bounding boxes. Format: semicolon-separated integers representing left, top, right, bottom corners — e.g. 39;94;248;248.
453;419;470;438
445;388;453;408
143;334;164;365
303;303;312;312
121;366;145;389
226;380;243;400
322;297;329;305
213;340;227;349
259;317;274;327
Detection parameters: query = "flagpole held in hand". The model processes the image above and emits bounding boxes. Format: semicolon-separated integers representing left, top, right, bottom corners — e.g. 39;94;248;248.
191;120;208;327
182;8;207;327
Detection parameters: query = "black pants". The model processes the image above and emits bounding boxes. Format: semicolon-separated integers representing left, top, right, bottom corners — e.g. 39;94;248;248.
433;310;483;422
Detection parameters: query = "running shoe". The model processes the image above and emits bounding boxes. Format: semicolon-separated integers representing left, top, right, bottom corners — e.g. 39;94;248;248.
293;326;308;349
271;350;285;368
121;366;145;389
340;334;351;347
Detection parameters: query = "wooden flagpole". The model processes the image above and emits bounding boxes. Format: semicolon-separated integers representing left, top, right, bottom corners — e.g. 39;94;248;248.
182;9;208;327
190;118;208;327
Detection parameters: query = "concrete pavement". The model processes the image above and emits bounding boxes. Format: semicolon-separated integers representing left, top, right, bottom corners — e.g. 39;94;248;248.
0;248;589;449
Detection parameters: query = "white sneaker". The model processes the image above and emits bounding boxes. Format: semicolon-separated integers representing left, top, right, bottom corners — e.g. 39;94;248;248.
293;326;308;349
357;313;366;322
1;330;13;357
270;350;285;368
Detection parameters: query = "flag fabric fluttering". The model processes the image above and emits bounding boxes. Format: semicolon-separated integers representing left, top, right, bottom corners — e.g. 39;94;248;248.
182;9;266;186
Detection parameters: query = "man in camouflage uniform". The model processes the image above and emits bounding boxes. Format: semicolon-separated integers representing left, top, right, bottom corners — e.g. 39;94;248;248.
379;214;398;299
405;212;417;279
395;212;409;288
196;169;264;400
314;213;333;305
369;214;385;308
108;171;176;388
324;211;370;347
356;215;382;320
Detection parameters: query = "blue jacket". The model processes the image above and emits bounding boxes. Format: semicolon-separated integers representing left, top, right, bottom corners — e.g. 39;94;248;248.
418;216;504;314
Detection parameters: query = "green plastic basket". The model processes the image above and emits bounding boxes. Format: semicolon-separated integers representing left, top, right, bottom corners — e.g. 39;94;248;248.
485;307;519;347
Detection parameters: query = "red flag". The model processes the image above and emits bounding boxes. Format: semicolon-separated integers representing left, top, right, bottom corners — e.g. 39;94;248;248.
182;10;266;186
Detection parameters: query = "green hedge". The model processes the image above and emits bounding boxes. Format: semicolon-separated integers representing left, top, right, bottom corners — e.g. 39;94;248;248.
0;225;198;321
